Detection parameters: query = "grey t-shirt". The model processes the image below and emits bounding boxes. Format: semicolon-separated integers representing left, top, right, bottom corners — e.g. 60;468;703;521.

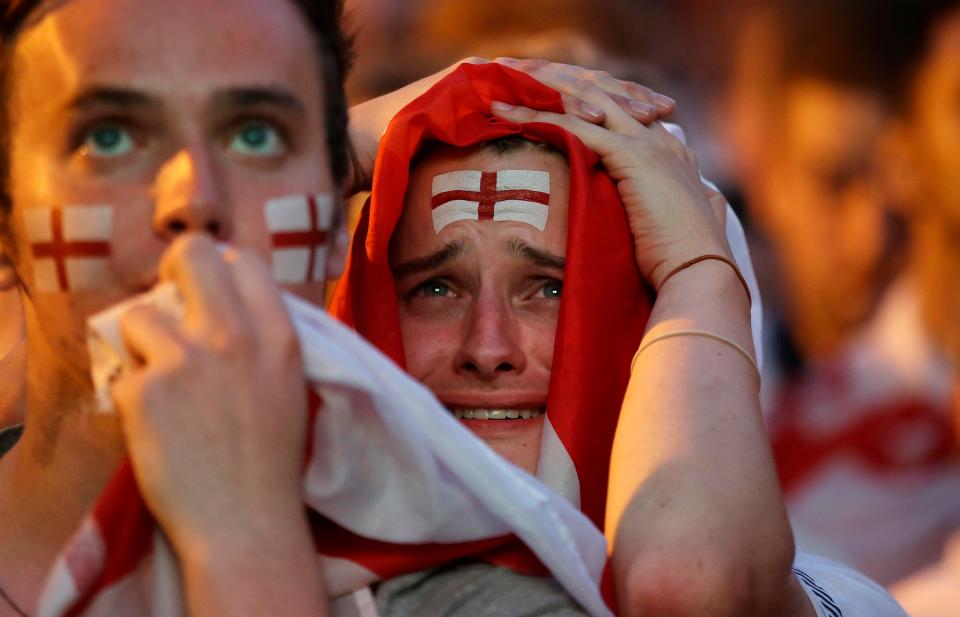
375;561;589;617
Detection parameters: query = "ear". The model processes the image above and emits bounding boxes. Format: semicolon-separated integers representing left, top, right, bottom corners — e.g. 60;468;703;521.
876;120;927;219
0;245;18;293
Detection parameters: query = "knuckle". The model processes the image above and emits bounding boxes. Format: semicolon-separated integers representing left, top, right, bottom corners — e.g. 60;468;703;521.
626;83;655;100
204;318;256;358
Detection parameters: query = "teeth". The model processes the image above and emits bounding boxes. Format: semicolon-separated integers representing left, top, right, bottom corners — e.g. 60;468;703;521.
451;408;544;421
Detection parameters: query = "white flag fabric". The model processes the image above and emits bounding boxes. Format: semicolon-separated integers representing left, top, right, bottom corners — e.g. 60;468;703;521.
41;285;614;617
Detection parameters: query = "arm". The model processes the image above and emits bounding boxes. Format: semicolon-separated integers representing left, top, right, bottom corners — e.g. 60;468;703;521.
490;101;815;616
112;237;327;617
345;57;677;195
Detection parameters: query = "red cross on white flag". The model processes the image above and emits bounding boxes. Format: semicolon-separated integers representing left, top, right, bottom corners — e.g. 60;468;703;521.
265;194;333;284
24;206;113;293
431;169;550;233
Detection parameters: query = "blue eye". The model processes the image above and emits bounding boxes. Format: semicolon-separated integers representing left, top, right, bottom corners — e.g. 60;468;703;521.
81;126;135;158
416;281;452;297
541;280;563;299
229;122;286;157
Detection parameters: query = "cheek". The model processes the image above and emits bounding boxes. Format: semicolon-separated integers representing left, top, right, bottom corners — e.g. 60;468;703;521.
523;318;558;369
109;198;166;286
398;310;461;381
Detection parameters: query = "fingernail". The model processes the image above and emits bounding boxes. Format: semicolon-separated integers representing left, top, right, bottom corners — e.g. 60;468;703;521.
652;93;676;110
491;101;515;112
582;103;604;118
629;100;657;116
497;57;519;65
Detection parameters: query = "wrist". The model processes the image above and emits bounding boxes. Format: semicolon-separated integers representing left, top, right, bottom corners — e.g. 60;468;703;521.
169;498;311;565
657;258;751;314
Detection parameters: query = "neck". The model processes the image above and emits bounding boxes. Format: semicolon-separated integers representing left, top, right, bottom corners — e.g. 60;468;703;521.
910;217;960;363
0;309;125;613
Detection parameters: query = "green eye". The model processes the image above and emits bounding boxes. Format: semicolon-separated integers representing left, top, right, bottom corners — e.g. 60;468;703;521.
416;281;452;297
541;280;563;299
81;126;135;158
229;122;286;157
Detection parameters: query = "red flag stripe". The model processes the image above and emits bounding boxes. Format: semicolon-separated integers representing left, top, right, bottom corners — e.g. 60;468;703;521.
31;209;111;291
269;196;329;283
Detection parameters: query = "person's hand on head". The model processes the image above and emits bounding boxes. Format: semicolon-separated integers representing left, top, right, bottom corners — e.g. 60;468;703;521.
110;234;309;558
347;57;677;195
490;101;729;291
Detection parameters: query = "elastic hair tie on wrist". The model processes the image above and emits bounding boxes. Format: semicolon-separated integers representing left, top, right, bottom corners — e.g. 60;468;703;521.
630;329;760;378
659;254;752;306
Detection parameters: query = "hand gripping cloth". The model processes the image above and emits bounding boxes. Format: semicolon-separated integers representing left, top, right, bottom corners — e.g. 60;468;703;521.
38;63;766;617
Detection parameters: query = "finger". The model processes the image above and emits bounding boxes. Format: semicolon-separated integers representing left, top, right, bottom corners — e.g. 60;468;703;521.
625;82;676;116
701;178;729;226
220;248;297;348
496;57;670;123
119;304;185;367
559;94;606;124
648;121;694;162
521;67;643;135
158;234;246;331
491;102;630;159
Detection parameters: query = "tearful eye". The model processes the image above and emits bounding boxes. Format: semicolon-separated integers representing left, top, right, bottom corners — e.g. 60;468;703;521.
415;281;452;297
80;125;135;158
229;122;286;157
541;280;563;299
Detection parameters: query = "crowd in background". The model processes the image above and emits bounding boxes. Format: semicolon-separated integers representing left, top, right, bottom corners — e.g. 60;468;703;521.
339;0;960;612
1;0;959;613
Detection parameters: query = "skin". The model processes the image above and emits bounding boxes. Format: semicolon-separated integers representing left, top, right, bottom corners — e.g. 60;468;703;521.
727;13;895;359
884;8;960;363
889;8;960;610
0;285;24;429
0;1;678;612
0;0;340;614
392;84;815;613
753;79;892;358
392;146;569;474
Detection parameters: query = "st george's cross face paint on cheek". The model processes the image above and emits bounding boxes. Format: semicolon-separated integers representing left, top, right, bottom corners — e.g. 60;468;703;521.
23;205;114;293
264;193;334;284
430;169;550;233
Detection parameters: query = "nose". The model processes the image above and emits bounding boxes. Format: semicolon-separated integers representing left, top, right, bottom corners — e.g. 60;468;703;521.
455;295;526;379
152;148;231;241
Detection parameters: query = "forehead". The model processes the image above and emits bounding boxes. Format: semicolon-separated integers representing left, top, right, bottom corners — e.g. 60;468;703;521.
780;79;887;169
11;0;321;114
395;145;571;258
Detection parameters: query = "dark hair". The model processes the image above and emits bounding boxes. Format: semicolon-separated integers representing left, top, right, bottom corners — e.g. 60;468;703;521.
0;0;353;228
767;0;959;112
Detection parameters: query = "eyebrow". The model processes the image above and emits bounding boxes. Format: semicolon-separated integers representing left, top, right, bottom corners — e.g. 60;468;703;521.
64;86;307;117
506;238;565;270
392;239;468;279
210;88;307;117
66;87;158;113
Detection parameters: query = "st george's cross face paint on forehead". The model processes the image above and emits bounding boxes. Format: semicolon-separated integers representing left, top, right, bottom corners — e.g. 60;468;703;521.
23;205;114;293
430;169;550;234
264;193;334;284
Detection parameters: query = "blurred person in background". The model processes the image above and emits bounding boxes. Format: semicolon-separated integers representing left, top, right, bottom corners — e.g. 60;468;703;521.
878;1;960;611
0;283;24;442
724;0;960;587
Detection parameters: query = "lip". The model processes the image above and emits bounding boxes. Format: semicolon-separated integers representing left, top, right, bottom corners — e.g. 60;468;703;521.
438;392;548;439
438;392;548;410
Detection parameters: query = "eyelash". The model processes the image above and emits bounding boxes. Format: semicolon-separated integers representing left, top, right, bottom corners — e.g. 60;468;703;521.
225;115;292;147
69;117;142;154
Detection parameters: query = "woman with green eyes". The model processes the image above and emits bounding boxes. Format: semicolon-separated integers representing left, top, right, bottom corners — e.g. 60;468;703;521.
79;120;289;162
